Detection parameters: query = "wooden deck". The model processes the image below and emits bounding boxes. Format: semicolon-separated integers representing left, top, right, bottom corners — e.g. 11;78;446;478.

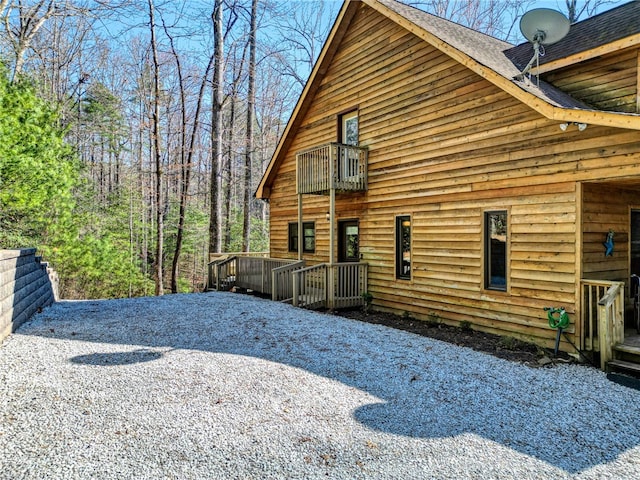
622;330;640;348
208;255;368;311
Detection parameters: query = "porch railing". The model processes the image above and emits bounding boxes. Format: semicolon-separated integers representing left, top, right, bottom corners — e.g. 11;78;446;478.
208;256;368;311
581;280;622;351
292;264;327;309
297;143;368;194
597;281;625;370
292;263;368;310
330;262;369;309
236;257;300;296
272;261;305;301
208;256;237;291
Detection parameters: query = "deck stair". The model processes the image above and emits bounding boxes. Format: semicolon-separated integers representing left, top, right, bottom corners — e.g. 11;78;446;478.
608;339;640;376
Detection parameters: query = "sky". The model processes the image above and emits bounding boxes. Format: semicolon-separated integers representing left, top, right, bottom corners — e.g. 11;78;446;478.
305;0;630;45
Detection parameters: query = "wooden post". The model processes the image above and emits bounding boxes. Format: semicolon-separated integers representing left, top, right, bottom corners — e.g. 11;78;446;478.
636;50;640;113
575;183;583;351
329;144;336;265
298;193;303;261
292;271;300;307
327;264;335;310
598;302;610;371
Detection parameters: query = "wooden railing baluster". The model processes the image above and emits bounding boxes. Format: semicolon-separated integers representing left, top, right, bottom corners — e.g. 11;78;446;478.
296;143;367;195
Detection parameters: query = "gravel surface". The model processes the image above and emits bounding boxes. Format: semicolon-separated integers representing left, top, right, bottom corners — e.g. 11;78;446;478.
2;292;640;479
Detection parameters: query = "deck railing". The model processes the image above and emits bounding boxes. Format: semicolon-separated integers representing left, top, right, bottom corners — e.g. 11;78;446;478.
208;256;237;291
272;261;305;301
209;255;368;311
597;281;625;370
330;262;369;309
292;264;327;309
580;279;622;351
292;263;368;309
297;143;367;194
236;257;300;295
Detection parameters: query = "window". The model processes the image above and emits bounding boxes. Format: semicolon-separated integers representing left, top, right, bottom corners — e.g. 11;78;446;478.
485;211;507;291
288;222;315;253
339;110;358;146
396;216;411;279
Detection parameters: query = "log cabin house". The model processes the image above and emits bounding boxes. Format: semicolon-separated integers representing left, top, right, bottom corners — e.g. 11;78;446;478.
212;0;640;371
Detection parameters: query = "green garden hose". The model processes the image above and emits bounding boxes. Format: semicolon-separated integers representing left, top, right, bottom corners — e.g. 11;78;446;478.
545;307;570;329
544;307;570;356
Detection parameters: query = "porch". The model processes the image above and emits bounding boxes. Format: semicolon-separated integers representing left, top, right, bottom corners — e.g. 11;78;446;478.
207;254;368;310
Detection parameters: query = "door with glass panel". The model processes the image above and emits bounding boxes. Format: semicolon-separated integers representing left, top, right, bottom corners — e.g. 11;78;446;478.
338;220;359;262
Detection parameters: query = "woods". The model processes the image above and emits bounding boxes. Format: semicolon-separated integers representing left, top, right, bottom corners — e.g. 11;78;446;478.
0;0;617;299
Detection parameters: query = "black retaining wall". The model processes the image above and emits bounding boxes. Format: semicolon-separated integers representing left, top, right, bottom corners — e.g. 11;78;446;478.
0;249;58;343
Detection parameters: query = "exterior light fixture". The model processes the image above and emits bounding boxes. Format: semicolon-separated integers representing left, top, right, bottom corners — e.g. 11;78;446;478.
559;122;587;132
326;212;330;221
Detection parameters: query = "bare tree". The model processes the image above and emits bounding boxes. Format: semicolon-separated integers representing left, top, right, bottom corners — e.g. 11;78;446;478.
241;0;258;252
271;0;335;89
164;16;216;293
564;0;616;23
148;0;164;295
208;0;224;257
3;0;58;80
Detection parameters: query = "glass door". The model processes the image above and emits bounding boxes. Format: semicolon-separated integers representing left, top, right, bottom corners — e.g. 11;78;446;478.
338;220;359;262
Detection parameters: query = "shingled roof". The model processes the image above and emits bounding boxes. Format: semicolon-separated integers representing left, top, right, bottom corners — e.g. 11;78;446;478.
505;1;640;70
374;0;591;110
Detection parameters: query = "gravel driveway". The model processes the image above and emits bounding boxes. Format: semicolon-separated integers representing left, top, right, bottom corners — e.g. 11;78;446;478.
2;292;640;479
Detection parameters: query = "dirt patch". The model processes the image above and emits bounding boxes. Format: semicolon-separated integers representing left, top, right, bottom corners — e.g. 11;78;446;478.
334;309;577;367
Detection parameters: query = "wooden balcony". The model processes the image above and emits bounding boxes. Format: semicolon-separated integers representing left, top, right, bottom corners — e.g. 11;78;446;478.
297;143;368;195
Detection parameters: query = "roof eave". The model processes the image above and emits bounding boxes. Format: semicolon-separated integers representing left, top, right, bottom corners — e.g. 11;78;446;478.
531;32;640;75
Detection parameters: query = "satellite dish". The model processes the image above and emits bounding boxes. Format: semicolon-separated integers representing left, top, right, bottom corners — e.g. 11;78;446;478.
515;8;570;84
520;8;570;46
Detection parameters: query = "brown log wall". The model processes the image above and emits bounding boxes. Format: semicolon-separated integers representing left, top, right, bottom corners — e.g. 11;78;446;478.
267;4;640;351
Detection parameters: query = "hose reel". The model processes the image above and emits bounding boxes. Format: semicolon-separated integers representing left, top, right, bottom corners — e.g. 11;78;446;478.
544;307;570;355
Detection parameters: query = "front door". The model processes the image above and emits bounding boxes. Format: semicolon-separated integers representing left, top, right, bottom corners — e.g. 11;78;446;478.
338;220;359;262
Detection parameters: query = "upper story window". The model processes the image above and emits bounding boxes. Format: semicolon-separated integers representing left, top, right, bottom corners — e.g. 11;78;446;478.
339;110;358;146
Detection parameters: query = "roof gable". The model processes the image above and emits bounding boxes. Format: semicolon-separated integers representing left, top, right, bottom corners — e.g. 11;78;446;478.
256;0;640;199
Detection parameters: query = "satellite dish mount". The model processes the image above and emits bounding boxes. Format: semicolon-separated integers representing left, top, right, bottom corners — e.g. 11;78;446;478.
516;8;570;85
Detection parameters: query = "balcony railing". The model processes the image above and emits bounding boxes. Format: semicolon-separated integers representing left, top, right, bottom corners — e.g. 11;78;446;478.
297;142;367;195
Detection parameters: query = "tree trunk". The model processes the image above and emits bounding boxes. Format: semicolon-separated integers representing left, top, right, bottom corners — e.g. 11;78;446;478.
149;0;164;296
167;17;216;293
208;0;224;257
242;0;258;252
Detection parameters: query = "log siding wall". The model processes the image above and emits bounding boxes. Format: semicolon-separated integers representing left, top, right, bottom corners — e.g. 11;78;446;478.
543;46;640;113
268;4;640;349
